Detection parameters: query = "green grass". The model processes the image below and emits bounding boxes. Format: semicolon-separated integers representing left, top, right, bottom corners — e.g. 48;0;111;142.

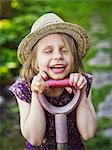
83;43;112;150
83;48;112;73
92;85;112;111
98;117;112;130
84;117;112;150
84;134;112;150
0;101;26;150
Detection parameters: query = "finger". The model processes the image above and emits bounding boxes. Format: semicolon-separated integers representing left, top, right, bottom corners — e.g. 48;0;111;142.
33;73;46;84
77;76;84;88
69;73;75;86
33;74;42;82
78;81;85;89
32;82;47;93
65;87;72;94
39;70;49;80
32;76;46;88
32;80;44;87
31;84;39;92
32;77;42;86
72;88;77;94
77;77;87;89
72;73;79;88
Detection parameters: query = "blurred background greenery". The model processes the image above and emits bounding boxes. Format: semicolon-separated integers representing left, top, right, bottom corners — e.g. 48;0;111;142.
0;0;112;150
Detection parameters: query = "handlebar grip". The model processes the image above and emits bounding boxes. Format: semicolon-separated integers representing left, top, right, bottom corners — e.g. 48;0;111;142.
45;78;70;88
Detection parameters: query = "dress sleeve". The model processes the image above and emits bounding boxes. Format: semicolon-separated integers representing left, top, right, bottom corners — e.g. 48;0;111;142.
9;79;31;103
84;73;93;97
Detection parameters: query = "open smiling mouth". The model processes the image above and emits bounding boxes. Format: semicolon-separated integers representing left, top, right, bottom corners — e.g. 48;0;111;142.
50;64;66;74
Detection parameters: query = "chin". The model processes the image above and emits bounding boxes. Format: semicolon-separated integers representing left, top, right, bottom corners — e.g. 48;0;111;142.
49;76;63;80
47;69;70;80
49;74;67;80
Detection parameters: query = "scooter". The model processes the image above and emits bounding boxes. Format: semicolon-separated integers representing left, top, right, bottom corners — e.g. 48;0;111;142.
38;78;81;150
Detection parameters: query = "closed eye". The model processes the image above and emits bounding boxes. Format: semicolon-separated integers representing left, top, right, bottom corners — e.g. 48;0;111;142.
61;48;68;53
43;49;53;53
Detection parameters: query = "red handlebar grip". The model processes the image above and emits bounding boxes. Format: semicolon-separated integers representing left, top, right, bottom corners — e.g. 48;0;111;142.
45;78;70;88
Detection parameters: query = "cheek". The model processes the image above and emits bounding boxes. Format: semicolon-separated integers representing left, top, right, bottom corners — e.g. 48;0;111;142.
36;54;43;68
68;56;75;71
37;55;49;70
68;55;74;64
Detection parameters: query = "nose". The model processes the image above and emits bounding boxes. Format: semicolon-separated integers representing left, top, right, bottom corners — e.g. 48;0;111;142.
53;50;63;60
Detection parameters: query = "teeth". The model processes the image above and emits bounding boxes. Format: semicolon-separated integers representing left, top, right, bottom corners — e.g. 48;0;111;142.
51;64;65;68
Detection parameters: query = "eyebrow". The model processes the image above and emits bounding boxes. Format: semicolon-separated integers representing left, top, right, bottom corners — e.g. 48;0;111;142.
42;45;53;51
43;44;65;50
44;45;53;49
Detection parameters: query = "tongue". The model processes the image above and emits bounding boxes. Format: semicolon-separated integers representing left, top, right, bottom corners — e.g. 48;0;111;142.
52;68;65;73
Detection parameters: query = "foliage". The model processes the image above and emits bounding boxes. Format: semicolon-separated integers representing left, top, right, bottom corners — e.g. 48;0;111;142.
0;0;112;79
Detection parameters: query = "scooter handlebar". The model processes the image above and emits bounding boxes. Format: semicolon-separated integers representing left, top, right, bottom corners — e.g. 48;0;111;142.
45;78;70;88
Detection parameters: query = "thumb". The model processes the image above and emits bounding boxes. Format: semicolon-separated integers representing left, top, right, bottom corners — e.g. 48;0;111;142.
65;87;73;94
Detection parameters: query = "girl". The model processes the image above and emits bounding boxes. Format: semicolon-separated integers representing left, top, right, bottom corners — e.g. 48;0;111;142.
9;13;97;150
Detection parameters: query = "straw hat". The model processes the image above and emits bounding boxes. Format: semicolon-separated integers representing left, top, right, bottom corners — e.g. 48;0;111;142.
18;13;89;64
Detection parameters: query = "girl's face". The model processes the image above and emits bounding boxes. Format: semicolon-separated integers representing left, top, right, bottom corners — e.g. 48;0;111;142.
36;33;74;80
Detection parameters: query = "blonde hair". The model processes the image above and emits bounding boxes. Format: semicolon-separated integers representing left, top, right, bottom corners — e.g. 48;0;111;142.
20;33;85;82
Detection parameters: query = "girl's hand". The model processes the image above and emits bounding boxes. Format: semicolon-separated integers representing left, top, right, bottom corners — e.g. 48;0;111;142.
69;73;87;89
31;71;49;94
66;73;87;93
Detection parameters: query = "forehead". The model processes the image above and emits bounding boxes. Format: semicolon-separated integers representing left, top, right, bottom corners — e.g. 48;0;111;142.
36;33;69;48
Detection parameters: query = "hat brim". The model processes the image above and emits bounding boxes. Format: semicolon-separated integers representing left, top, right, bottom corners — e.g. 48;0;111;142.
18;22;89;64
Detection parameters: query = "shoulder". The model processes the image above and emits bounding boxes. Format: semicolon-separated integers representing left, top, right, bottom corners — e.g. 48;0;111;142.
9;77;31;103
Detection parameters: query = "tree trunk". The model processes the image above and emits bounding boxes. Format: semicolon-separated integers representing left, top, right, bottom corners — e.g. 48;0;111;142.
0;0;11;19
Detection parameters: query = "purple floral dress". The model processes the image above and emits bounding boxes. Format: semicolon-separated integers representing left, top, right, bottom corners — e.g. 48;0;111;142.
9;74;92;150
